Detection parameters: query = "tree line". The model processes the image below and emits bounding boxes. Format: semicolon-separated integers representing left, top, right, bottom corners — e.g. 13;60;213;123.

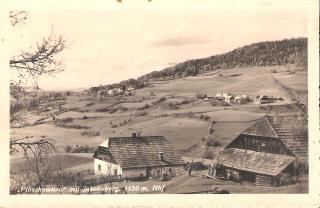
139;38;307;80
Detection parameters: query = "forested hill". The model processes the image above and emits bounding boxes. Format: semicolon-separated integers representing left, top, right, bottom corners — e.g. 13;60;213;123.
88;38;307;93
138;38;307;81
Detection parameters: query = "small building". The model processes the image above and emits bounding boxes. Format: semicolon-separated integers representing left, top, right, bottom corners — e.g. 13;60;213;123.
255;95;276;104
224;95;234;104
93;134;185;179
107;89;115;96
235;95;250;104
216;115;308;186
127;87;135;91
215;92;223;100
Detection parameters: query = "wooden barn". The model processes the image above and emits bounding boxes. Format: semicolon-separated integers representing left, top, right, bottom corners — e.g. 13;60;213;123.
216;115;308;186
93;134;185;180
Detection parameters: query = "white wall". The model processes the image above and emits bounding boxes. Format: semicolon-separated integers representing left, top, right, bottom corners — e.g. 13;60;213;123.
94;159;122;176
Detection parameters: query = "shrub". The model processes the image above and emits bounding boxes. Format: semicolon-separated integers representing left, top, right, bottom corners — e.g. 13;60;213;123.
180;98;191;105
202;150;214;159
199;113;210;120
117;105;128;111
295;161;309;175
54;118;89;129
135;111;148;117
111;124;118;128
108;108;117;114
82;115;88;119
71;145;96;153
157;97;166;103
196;93;205;99
137;104;150;110
95;107;109;112
86;102;94;106
206;138;221;147
80;130;100;137
64;145;72;153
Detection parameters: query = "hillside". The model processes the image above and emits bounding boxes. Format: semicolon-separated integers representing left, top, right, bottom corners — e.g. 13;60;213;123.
139;38;307;81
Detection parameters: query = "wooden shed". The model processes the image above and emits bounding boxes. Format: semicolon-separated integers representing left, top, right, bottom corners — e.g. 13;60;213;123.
216;115;308;186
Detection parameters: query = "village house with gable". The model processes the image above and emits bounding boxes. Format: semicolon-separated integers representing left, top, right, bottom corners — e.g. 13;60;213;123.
93;134;186;180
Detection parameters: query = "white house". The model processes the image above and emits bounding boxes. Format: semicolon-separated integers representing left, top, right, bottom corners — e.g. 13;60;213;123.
93;134;185;179
215;92;223;100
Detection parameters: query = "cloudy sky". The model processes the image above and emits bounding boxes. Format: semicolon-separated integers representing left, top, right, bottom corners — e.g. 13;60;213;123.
9;0;312;90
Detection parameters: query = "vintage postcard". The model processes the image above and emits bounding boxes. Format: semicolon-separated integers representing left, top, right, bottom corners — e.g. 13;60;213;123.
0;0;319;207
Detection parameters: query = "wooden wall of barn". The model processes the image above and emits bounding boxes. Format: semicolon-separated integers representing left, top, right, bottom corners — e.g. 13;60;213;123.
226;134;295;156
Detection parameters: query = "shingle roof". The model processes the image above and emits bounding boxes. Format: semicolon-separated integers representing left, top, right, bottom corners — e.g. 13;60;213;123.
93;136;185;169
240;115;308;159
242;116;279;138
267;115;308;159
216;148;295;176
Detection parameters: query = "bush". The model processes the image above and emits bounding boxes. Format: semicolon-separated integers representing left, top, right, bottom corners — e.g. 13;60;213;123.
157;97;166;103
117;105;128;111
86;102;94;106
199;113;210;120
54;118;89;129
108;108;117;114
80;130;100;137
82;115;88;119
137;104;150;110
95;107;109;112
196;93;206;99
64;145;72;153
71;145;96;153
135;111;148;117
111;124;118;128
180;98;191;105
206;138;221;147
295;161;308;175
202;150;214;159
168;102;178;109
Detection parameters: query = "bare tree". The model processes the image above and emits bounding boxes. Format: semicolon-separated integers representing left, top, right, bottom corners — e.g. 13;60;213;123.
10;136;58;193
10;11;67;97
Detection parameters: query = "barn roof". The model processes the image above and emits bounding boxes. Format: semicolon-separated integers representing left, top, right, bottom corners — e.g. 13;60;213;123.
267;115;308;159
239;115;308;159
242;116;279;138
216;148;295;176
93;136;185;169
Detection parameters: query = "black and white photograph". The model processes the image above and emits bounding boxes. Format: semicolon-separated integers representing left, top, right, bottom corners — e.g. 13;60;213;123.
4;0;318;200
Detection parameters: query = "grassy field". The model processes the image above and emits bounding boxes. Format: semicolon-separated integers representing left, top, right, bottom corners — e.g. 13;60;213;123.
10;65;308;194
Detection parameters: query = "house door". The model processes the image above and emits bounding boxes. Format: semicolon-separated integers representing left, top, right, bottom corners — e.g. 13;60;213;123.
113;169;117;176
146;168;151;178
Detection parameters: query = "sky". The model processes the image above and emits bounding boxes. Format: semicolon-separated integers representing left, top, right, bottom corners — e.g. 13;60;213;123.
9;0;312;90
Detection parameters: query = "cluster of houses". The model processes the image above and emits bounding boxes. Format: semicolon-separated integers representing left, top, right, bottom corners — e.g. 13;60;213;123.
95;87;135;97
204;92;282;105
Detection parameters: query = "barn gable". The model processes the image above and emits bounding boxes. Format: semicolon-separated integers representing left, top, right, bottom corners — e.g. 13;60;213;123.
242;116;278;138
229;115;308;159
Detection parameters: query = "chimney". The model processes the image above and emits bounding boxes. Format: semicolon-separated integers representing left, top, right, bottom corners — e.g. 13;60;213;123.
159;152;164;161
132;132;136;138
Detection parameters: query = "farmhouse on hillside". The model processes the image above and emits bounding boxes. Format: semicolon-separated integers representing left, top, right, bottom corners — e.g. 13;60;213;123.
93;134;185;180
216;115;308;186
254;95;277;104
235;95;250;104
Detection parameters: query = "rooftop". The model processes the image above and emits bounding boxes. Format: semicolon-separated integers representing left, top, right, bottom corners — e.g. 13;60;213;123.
217;148;295;176
93;136;185;169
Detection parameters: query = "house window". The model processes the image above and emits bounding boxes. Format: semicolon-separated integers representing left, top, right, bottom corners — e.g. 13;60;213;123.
98;164;101;171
